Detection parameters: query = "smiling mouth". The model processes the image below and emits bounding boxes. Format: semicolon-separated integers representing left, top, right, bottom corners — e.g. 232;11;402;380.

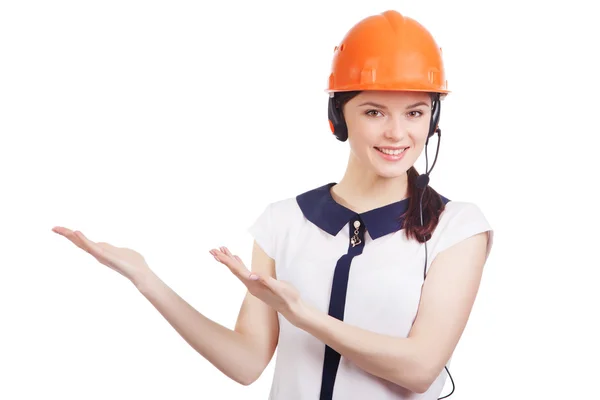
374;147;408;156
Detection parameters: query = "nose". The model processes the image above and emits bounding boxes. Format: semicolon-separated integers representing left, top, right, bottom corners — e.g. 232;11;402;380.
383;116;407;141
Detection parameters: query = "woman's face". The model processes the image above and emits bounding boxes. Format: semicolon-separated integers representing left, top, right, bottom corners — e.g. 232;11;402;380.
343;90;433;179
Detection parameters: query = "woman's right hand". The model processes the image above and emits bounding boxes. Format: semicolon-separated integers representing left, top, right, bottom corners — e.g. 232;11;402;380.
52;226;151;285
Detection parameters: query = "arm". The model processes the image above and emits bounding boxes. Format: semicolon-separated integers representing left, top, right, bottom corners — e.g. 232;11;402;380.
294;232;490;393
133;241;279;386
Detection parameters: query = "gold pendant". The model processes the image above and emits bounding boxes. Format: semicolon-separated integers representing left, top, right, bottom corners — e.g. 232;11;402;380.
351;220;361;247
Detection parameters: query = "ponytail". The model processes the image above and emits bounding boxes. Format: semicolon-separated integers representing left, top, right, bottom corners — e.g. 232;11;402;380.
402;166;446;243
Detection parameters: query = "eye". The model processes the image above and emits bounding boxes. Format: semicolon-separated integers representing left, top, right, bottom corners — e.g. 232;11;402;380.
365;109;383;117
407;110;423;118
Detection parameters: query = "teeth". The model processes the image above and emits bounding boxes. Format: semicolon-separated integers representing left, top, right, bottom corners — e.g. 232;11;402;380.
377;147;406;156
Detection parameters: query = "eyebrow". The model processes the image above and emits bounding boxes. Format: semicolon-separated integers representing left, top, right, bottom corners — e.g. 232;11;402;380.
358;101;430;110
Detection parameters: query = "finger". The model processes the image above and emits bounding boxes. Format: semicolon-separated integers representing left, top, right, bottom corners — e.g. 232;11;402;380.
52;226;87;251
211;249;248;277
53;227;108;260
221;247;234;258
219;249;267;284
52;226;75;240
220;248;247;269
211;249;230;263
230;253;252;278
209;250;221;263
236;256;257;280
223;247;247;266
258;275;281;294
215;247;237;264
249;272;260;281
73;231;105;257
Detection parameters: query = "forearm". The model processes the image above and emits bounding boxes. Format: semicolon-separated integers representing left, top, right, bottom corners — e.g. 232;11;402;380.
296;303;429;393
133;270;260;385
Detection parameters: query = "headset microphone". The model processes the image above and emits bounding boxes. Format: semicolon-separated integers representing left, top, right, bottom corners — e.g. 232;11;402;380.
416;127;441;189
415;173;430;190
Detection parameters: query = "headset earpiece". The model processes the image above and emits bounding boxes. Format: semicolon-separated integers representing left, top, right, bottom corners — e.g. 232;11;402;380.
428;94;441;139
328;95;348;142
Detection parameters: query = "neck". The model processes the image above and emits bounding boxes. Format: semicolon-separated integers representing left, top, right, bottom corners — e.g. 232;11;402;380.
330;157;410;214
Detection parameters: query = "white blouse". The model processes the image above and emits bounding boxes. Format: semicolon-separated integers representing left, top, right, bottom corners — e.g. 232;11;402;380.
248;182;494;400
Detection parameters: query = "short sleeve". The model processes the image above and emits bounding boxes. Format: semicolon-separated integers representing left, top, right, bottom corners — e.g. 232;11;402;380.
429;202;494;271
247;203;276;260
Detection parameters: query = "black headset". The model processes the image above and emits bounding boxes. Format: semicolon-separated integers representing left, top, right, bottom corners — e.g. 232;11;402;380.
328;93;455;399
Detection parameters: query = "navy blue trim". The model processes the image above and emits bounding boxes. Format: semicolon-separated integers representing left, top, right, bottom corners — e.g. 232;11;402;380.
319;216;366;400
296;182;451;239
296;183;356;236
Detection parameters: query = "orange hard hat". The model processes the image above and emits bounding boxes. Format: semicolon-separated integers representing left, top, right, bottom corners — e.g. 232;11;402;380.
326;10;449;95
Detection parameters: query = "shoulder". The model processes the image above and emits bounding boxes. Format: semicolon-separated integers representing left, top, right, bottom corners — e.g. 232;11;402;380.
439;200;488;222
261;196;301;219
247;195;301;260
431;199;494;259
249;195;304;236
432;190;492;233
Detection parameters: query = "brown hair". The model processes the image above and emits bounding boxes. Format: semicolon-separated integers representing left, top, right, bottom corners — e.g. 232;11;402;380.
332;91;446;243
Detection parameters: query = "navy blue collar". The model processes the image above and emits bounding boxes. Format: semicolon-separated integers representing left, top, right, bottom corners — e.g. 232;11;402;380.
296;182;414;240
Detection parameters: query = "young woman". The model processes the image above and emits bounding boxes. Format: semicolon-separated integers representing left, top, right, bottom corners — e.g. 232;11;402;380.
52;10;493;400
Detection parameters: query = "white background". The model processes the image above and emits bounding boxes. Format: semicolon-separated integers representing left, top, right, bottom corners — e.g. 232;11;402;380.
1;1;599;399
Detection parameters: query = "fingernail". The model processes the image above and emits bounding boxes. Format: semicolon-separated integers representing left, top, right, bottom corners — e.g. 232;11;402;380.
249;274;259;280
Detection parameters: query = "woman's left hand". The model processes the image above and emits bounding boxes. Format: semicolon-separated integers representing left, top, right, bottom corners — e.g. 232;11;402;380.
209;246;306;326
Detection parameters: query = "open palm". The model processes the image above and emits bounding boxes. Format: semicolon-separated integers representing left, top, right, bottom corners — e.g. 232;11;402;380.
210;246;304;324
52;226;150;283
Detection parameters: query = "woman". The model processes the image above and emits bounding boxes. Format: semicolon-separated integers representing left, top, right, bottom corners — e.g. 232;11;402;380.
52;10;494;400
